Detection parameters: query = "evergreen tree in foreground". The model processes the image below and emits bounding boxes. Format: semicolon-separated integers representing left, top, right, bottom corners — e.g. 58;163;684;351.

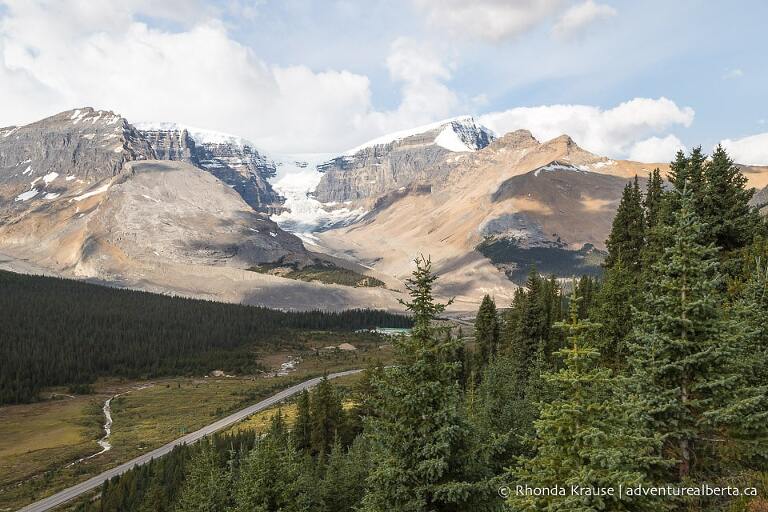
176;441;231;512
509;299;662;512
702;145;759;254
474;294;500;370
293;389;312;453
605;176;646;273
594;257;636;368
642;168;667;274
506;269;546;393
722;261;768;465
629;188;737;480
363;256;496;511
233;411;319;511
310;376;345;456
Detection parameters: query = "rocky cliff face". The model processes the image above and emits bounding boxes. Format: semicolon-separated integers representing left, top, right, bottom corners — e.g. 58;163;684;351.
0;108;154;209
137;125;284;213
314;117;494;203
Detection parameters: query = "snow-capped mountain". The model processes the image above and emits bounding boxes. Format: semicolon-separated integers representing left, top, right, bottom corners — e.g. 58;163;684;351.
314;116;495;203
342;116;494;155
0;109;332;309
136;122;284;213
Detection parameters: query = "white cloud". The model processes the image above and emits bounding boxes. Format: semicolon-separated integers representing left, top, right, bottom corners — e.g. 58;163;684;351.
628;135;685;163
722;68;744;80
413;0;565;42
479;97;694;158
552;0;617;40
720;133;768;166
380;37;458;123
0;1;459;153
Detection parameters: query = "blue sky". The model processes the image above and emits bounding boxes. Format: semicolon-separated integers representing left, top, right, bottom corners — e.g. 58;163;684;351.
1;0;766;161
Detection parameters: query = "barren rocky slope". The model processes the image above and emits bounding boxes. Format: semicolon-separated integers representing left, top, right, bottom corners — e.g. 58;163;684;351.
311;128;768;305
0;159;402;310
317;126;768;304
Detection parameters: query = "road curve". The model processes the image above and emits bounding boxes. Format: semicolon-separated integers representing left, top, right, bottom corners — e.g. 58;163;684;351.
18;369;362;512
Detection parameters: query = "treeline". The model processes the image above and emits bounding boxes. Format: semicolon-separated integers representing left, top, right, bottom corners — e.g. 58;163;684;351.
0;271;410;405
72;145;768;511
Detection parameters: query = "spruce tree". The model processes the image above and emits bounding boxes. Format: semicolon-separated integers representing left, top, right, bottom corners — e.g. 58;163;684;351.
508;299;662;512
667;149;689;191
628;188;737;480
644;168;665;230
642;168;667;273
593;257;635;367
702;144;759;254
476;354;532;465
362;256;495;511
293;389;312;453
176;441;230;512
540;275;562;349
319;438;369;512
605;176;645;273
500;287;526;354
310;376;344;456
573;275;598;319
509;269;546;392
474;294;500;370
233;412;316;512
721;261;768;464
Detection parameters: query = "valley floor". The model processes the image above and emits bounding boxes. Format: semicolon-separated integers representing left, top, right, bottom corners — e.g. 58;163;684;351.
0;344;391;511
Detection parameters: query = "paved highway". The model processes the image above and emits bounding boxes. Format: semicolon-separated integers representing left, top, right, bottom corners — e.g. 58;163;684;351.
18;369;362;512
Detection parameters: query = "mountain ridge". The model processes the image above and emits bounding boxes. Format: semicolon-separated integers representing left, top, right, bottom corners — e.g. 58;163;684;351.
2;107;768;311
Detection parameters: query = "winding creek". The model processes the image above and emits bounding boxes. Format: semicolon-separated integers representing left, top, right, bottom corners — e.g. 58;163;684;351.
66;393;121;467
67;384;154;467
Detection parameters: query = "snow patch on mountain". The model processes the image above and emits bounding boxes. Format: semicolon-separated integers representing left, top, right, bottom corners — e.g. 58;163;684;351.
533;161;588;177
434;125;475;152
344;116;494;155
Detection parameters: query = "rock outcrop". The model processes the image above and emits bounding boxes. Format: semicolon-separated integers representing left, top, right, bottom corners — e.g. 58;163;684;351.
0;108;154;209
137;125;284;213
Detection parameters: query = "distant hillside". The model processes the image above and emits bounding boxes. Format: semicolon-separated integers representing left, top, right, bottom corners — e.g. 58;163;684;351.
0;270;410;405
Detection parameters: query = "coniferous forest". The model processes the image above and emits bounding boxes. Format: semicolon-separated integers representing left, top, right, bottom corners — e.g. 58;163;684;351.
25;146;768;511
0;271;410;405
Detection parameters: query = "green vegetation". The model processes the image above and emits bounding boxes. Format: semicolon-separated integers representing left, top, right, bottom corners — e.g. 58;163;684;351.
1;342;388;511
71;371;376;512
0;271;408;404
248;259;385;287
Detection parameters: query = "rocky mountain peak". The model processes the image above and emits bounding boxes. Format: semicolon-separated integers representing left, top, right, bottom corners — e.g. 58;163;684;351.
492;129;540;150
135;123;284;213
538;134;602;166
541;134;584;153
0;107;154;208
314;116;495;203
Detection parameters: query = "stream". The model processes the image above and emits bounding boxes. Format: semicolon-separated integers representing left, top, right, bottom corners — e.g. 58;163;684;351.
66;393;121;467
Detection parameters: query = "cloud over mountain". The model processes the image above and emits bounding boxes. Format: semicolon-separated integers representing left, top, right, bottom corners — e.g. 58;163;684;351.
479;97;694;159
721;133;768;165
